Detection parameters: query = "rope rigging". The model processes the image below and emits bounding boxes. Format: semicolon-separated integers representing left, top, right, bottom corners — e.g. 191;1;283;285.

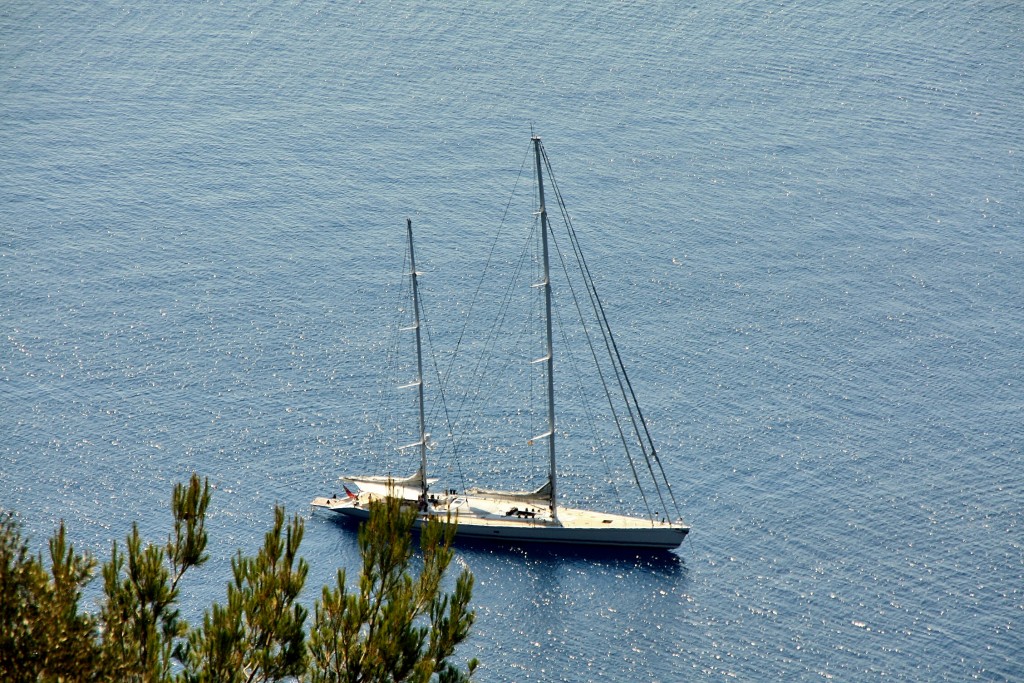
364;137;682;523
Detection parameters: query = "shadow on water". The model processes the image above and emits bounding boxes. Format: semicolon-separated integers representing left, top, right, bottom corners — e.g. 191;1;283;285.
454;536;686;574
308;511;362;554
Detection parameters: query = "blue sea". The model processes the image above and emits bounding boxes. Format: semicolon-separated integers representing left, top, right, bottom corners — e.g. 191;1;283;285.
2;1;1021;680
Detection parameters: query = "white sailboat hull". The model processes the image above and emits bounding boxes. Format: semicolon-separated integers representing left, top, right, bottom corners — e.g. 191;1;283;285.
312;494;688;550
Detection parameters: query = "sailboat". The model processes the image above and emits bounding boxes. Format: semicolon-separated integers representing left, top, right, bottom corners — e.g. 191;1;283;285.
312;135;689;550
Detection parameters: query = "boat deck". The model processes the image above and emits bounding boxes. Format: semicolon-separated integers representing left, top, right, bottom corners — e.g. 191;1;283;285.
311;491;688;548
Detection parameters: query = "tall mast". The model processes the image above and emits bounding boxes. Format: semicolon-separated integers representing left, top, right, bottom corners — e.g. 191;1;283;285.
532;136;558;521
406;218;429;497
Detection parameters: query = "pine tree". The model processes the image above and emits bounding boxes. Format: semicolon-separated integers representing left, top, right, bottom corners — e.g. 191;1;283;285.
0;477;477;683
178;505;309;683
306;497;477;683
0;512;99;681
98;474;211;681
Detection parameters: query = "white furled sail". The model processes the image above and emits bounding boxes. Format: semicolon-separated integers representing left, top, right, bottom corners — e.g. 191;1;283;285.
465;481;552;507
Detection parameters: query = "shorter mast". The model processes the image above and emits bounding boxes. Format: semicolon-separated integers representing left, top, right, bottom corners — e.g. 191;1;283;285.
406;218;429;498
532;136;558;521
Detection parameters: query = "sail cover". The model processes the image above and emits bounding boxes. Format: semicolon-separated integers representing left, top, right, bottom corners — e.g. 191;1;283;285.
466;480;552;506
342;472;438;499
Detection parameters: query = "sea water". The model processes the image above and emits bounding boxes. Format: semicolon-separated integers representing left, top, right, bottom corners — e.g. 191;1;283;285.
2;2;1021;680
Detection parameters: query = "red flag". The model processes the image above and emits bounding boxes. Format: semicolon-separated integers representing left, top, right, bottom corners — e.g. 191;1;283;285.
343;485;357;499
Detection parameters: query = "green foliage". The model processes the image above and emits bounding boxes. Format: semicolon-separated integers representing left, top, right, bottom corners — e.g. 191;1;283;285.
98;474;211;682
179;505;309;683
306;498;477;683
0;479;477;683
0;512;99;681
